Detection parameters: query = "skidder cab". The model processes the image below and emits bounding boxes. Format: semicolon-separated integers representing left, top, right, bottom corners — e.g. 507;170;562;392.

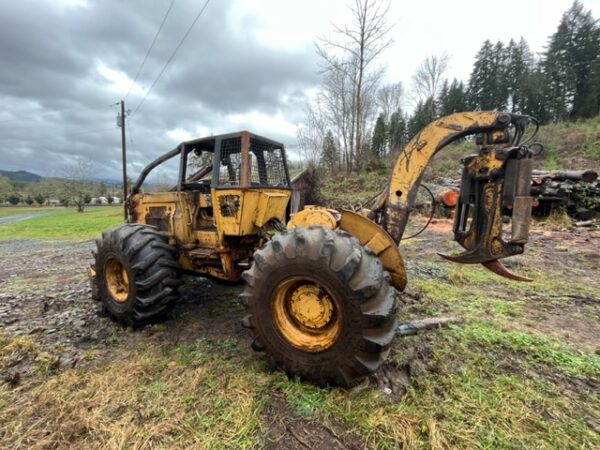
127;131;292;280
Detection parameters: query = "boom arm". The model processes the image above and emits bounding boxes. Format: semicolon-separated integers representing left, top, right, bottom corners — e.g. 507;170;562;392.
377;111;537;281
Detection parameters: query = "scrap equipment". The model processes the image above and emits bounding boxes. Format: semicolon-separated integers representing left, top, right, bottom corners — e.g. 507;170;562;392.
90;112;539;386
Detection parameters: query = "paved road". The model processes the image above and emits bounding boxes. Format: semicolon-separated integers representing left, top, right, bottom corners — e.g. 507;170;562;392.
0;211;55;225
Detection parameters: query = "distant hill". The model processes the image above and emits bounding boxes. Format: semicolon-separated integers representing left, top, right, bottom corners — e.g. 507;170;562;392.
0;170;43;182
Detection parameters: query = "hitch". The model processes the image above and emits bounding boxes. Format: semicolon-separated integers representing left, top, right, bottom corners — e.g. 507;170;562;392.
440;126;536;281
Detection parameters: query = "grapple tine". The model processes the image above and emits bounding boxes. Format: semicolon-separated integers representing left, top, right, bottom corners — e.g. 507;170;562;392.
438;250;494;264
482;259;532;282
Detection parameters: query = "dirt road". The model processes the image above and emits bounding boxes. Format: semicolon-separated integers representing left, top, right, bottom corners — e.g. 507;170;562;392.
0;211;55;225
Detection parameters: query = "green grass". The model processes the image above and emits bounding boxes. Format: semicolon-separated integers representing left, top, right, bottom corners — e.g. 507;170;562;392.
265;317;600;449
0;206;123;240
462;321;600;378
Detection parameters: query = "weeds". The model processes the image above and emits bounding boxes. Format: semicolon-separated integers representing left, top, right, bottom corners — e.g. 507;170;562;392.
0;337;270;449
541;209;572;229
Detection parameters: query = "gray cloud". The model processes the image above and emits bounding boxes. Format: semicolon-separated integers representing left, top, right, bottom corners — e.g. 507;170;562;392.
0;0;319;180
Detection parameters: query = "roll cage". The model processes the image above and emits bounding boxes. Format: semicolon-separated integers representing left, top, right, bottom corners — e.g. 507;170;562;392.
131;131;291;194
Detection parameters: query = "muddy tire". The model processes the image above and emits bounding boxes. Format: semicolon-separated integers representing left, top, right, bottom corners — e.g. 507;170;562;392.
241;226;397;387
93;224;181;327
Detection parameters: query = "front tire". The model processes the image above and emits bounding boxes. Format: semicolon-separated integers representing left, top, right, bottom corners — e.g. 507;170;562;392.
241;226;397;387
93;224;181;327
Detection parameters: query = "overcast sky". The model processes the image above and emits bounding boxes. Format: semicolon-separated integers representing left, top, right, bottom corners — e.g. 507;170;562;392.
0;0;599;180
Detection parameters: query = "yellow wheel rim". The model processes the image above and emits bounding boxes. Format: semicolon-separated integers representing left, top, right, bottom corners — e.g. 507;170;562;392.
104;257;130;303
272;276;341;352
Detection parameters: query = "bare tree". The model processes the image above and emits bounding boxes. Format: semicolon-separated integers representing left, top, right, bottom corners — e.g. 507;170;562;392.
319;60;354;170
411;53;450;103
60;156;95;212
377;81;404;122
297;99;328;166
315;0;393;172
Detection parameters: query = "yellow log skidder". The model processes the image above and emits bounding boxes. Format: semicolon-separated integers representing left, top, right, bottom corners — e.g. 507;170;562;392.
90;112;540;386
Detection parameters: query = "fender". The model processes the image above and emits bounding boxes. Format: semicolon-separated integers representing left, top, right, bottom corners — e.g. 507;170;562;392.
288;207;407;291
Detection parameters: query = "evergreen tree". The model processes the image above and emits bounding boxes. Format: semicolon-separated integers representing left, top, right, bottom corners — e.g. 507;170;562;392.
506;38;534;112
521;62;549;121
437;80;449;112
388;109;407;151
544;1;600;120
590;57;600;118
439;78;468;115
569;3;600;118
34;193;45;205
371;114;387;159
408;97;436;138
492;41;509;109
320;130;339;173
468;40;509;109
469;40;496;109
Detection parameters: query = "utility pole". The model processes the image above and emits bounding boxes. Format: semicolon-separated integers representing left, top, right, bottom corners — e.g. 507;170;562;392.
118;100;128;220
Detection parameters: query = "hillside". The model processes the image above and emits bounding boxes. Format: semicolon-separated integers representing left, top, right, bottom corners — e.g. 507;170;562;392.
0;169;42;183
320;117;600;208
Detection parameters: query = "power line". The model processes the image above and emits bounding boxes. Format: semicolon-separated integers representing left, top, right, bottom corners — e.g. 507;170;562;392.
124;0;176;101
130;0;211;119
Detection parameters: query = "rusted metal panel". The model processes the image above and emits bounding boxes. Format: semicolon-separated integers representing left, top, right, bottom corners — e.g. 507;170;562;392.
145;206;169;231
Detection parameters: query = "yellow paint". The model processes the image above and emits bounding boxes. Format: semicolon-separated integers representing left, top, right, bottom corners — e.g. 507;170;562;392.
130;187;290;282
212;189;291;237
385;111;503;211
289;284;334;329
132;191;194;244
338;211;407;291
272;277;341;352
193;230;220;248
104;257;129;303
286;206;407;291
254;192;290;227
131;114;511;291
287;206;339;230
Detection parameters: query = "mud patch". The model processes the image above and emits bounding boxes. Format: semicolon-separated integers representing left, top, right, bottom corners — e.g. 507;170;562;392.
373;363;411;401
263;395;366;450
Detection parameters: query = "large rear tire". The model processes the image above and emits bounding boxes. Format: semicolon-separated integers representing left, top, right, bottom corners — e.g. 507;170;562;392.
93;224;181;327
241;226;397;387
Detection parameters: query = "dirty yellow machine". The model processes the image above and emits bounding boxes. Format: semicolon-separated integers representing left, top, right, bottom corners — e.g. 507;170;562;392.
91;111;538;386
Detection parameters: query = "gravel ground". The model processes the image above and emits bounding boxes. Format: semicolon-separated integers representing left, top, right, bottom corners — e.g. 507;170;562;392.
0;238;249;383
0;240;112;376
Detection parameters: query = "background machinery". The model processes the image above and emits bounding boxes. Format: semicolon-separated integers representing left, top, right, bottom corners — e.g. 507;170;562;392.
91;112;539;386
